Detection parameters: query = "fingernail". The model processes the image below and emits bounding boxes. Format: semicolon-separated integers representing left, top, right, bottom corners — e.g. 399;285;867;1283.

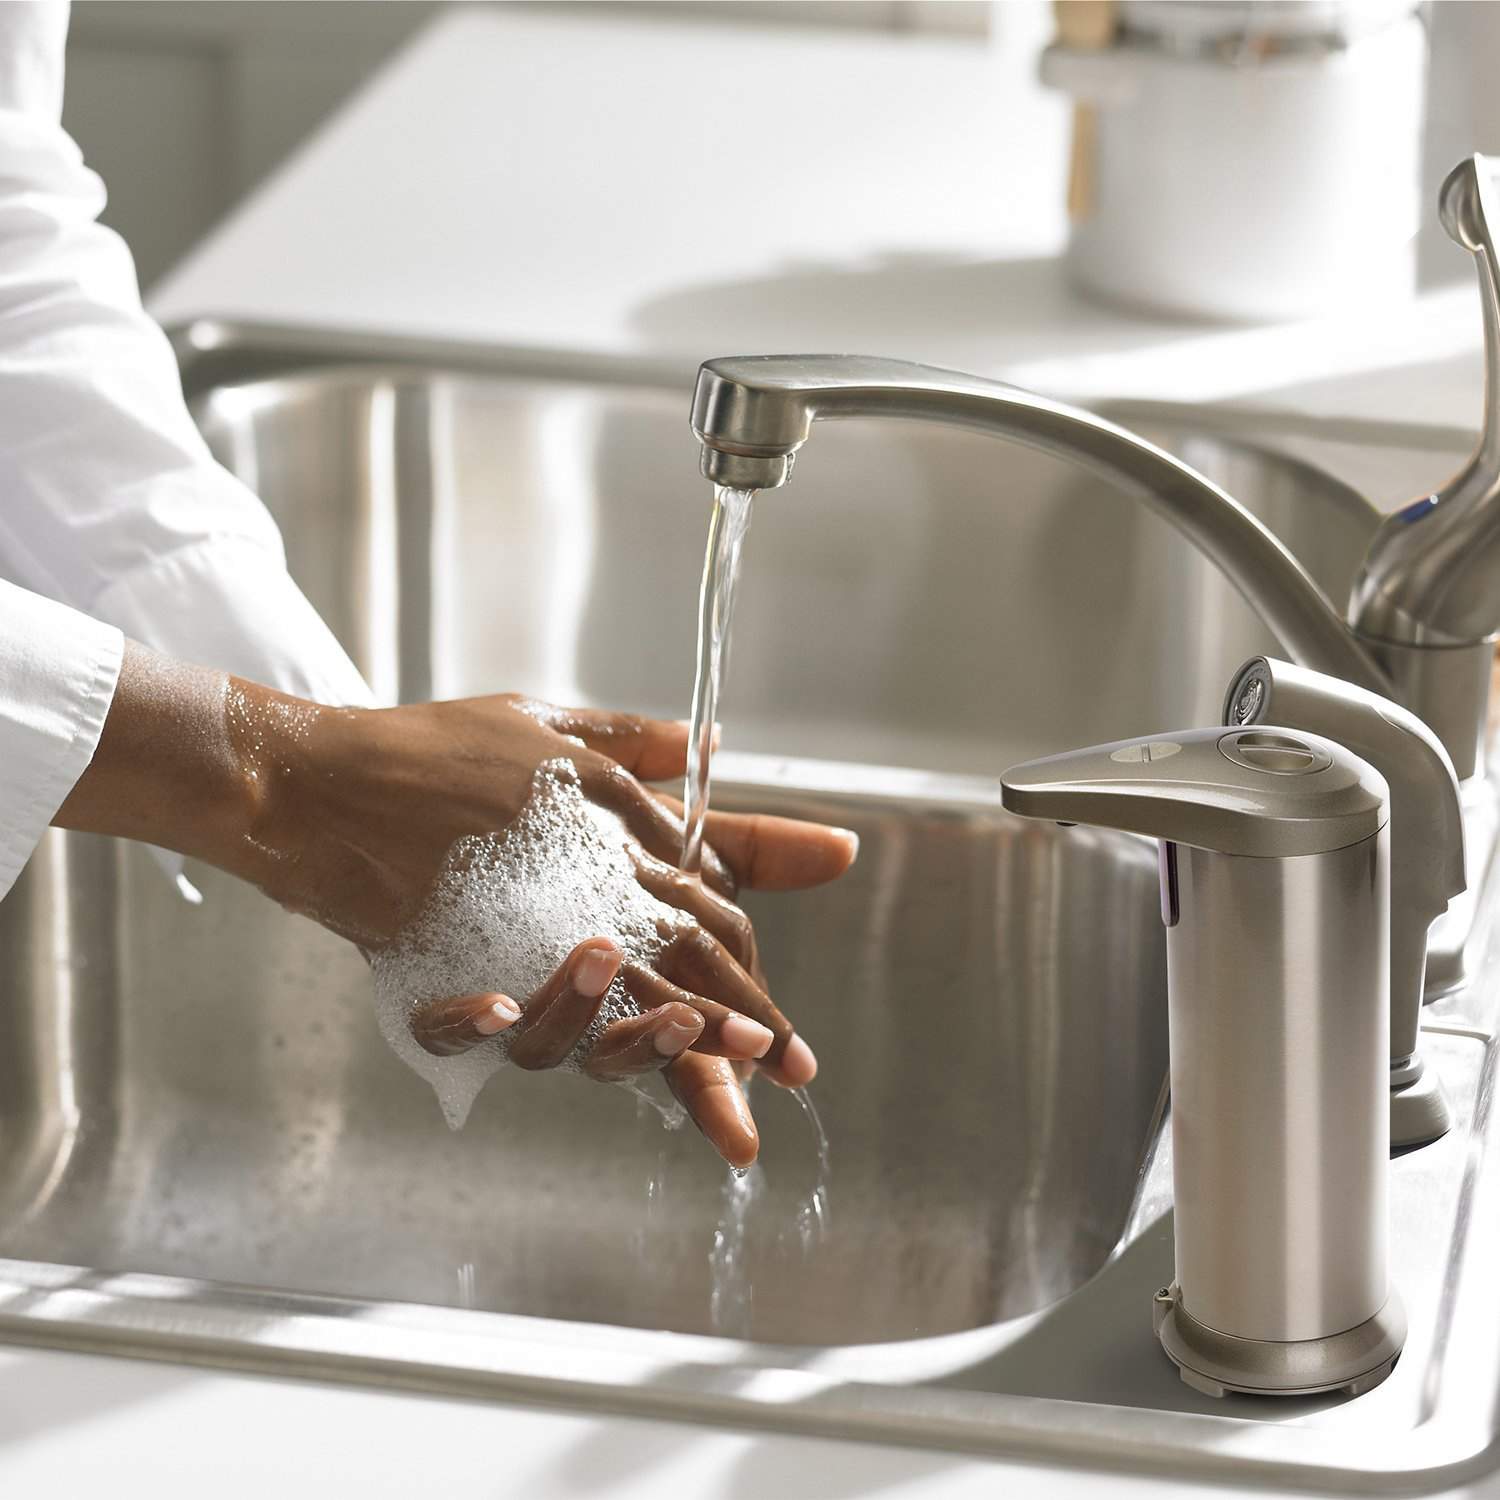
474;995;521;1035
573;944;621;998
720;1014;774;1058
652;1016;703;1057
778;1034;818;1085
835;827;860;859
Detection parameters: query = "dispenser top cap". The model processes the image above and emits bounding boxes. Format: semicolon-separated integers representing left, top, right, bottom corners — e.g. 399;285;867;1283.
1001;726;1388;857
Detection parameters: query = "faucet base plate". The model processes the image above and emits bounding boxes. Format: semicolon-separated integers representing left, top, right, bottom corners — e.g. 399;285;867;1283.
1392;1063;1453;1151
1153;1285;1407;1400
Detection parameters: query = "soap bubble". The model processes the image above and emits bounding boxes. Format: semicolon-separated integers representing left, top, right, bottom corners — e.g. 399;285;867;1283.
370;759;681;1128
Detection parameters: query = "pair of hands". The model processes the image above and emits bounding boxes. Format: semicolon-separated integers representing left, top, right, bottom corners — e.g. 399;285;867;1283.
57;647;858;1166
276;692;855;1164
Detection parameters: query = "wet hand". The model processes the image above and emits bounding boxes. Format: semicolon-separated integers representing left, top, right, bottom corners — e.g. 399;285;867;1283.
374;698;855;1167
58;652;856;1167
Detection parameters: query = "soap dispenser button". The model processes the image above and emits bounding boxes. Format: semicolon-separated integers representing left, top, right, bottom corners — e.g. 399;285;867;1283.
1218;729;1333;776
1110;739;1183;764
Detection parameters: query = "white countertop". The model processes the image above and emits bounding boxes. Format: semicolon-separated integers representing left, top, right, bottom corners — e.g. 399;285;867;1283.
26;6;1490;1495
151;5;1485;420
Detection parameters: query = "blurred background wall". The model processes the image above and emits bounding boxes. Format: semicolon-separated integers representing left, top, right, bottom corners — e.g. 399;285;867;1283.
61;0;990;290
59;0;1500;295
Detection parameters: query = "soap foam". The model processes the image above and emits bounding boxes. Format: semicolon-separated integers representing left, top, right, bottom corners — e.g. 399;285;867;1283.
371;758;682;1128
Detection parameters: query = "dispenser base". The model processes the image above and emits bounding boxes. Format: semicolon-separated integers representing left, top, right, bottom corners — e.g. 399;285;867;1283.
1391;1063;1452;1150
1153;1285;1406;1399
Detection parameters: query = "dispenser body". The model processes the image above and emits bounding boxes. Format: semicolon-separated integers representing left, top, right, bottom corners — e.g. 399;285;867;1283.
1166;830;1390;1344
1002;726;1405;1394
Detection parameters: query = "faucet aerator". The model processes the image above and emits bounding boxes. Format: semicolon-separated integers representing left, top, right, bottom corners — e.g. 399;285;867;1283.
697;445;793;491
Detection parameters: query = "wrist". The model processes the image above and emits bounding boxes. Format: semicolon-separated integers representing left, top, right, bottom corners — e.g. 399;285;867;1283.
220;677;337;888
55;644;308;883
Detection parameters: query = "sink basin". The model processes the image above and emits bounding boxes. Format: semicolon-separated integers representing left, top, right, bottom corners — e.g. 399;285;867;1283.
0;768;1166;1346
1;323;1497;1490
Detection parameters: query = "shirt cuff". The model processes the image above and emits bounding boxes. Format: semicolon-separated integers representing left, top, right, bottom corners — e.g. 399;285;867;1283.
89;537;377;709
0;580;123;900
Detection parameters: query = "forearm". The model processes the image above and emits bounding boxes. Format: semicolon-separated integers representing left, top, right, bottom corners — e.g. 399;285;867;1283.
54;641;274;881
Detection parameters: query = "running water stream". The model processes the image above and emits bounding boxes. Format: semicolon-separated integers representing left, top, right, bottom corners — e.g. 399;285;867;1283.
683;485;832;1336
682;485;756;876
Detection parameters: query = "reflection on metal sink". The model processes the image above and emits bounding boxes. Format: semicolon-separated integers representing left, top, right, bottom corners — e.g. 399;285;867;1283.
0;325;1497;1490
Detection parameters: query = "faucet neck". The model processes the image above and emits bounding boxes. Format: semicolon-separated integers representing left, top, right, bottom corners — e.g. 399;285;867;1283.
694;355;1391;697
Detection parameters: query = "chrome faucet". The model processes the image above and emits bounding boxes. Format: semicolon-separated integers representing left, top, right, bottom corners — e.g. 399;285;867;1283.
692;351;1392;697
1001;726;1405;1399
690;162;1500;784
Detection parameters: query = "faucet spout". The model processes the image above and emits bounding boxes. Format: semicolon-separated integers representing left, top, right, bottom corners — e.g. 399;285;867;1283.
692;354;1391;695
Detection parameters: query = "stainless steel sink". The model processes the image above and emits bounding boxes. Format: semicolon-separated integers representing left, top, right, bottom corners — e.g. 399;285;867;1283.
0;770;1167;1346
1;323;1497;1491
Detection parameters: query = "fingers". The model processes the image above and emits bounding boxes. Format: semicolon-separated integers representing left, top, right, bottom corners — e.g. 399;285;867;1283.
765;1034;818;1088
521;702;703;784
658;927;816;1088
666;1051;759;1169
631;852;758;970
619;962;774;1060
584;762;736;896
404;932;810;1113
410;992;521;1057
651;792;859;892
581;1003;704;1081
509;938;622;1071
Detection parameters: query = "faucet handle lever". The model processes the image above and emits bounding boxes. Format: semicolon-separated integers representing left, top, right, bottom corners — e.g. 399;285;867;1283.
1000;726;1387;859
1348;155;1500;694
1440;156;1500;476
1439;153;1500;257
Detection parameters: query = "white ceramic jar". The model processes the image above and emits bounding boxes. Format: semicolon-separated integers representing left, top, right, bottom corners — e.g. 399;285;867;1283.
1041;1;1427;323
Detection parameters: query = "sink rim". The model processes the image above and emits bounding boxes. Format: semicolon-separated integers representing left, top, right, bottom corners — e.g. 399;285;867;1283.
167;316;1484;462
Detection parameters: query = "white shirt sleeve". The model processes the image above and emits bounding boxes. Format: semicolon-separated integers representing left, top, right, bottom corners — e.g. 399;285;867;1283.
0;576;121;898
0;2;375;899
0;1;374;711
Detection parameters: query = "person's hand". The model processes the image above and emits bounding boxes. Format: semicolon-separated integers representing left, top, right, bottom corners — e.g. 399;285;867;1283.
56;646;858;1167
291;691;851;1169
407;935;769;1165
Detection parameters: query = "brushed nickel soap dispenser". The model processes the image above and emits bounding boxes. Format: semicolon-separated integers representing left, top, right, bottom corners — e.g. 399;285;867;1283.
1002;726;1406;1397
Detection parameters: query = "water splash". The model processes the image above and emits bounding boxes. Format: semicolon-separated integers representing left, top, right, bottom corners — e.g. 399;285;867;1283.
791;1085;831;1250
624;1076;687;1131
708;1161;764;1338
456;1261;476;1309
